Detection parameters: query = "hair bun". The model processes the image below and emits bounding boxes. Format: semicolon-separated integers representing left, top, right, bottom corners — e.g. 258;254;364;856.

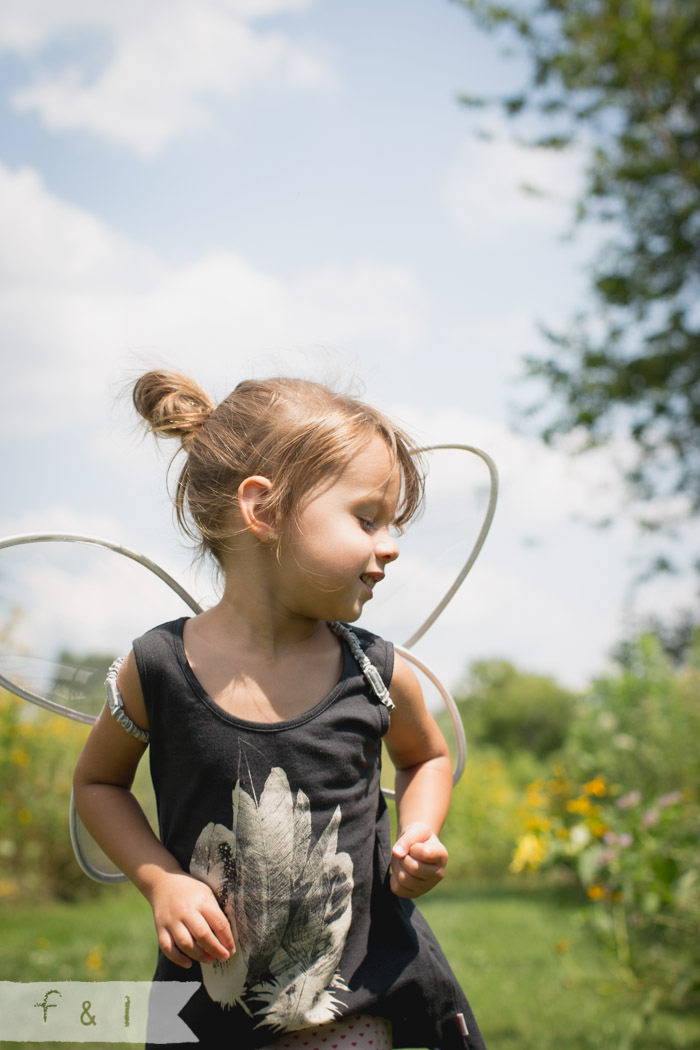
132;370;215;447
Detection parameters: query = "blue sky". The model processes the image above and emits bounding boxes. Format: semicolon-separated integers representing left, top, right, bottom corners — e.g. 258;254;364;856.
1;0;692;692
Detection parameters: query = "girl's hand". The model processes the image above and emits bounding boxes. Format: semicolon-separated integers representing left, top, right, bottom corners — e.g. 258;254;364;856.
390;821;448;898
148;872;236;969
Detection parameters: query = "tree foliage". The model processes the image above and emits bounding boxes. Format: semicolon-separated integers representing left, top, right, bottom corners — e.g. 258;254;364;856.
456;657;578;758
456;0;700;537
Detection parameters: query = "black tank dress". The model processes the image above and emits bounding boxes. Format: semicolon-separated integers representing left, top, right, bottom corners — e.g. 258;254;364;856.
133;618;488;1050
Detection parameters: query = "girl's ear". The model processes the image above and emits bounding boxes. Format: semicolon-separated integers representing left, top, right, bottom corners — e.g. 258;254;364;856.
238;476;277;542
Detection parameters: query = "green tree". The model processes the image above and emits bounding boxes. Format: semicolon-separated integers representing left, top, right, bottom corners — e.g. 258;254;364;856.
455;0;700;555
456;658;578;759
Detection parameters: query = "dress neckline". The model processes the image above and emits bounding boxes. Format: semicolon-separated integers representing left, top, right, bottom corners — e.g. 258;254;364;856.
170;617;356;732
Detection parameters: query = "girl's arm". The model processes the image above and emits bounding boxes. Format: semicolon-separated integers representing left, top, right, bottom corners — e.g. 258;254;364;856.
73;651;234;969
384;652;453;899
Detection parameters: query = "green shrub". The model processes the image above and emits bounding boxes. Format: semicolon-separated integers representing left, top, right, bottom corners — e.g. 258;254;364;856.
510;634;700;1011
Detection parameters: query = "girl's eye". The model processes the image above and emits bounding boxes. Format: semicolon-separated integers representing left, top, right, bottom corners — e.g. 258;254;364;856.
359;518;377;534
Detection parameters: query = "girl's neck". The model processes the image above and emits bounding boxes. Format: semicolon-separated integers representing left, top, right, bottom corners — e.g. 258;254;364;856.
201;543;324;655
210;586;324;653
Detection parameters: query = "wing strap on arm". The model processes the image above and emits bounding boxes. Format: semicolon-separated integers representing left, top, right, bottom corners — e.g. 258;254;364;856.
105;657;151;744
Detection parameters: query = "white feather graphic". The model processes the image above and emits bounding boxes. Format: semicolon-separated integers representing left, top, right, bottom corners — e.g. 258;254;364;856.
189;767;354;1031
190;819;249;1009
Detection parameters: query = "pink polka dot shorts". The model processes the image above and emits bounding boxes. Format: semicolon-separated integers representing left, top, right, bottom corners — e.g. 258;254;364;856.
258;1014;393;1050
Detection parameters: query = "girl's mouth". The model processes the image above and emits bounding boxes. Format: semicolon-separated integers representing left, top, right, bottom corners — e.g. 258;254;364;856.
360;572;383;597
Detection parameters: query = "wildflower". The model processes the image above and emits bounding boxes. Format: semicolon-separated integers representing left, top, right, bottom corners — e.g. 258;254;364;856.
657;791;683;810
566;796;594;815
526;815;552;833
9;747;30;767
587;884;607;901
586;817;609;839
510;833;548;873
524;780;548;809
86;946;105;972
548;770;573;796
612;733;636;751
569;824;592;849
617;790;641;810
618;833;633;848
642;808;660;828
584;776;607;797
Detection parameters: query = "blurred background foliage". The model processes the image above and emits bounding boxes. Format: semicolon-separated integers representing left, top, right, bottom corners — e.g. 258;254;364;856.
0;690;93;902
442;629;700;1023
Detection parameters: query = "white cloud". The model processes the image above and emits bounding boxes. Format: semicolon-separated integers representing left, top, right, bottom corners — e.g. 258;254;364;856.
444;133;585;242
0;161;425;436
0;0;332;156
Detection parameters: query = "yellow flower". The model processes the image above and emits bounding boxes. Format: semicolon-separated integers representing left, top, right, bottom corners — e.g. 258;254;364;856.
566;796;593;815
9;747;30;767
526;815;553;833
584;776;607;797
548;770;573;796
86;946;105;972
586;817;608;838
524;780;548;809
510;833;548;873
587;884;607;901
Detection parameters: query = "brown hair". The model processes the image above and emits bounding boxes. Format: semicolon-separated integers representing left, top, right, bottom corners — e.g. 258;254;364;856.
132;370;425;563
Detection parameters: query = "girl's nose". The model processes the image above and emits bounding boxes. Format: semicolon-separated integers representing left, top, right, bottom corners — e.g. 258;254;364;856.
377;530;399;564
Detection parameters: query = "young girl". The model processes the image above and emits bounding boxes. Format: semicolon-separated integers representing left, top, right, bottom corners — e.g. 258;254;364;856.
73;372;488;1050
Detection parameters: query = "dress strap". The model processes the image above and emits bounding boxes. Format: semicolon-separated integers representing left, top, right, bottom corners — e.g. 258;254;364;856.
105;657;151;743
329;622;395;711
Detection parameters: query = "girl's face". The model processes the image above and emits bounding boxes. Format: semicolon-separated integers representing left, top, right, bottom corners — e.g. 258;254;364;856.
276;434;401;624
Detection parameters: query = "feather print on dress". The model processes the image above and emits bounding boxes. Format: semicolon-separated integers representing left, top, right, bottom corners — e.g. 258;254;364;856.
190;767;354;1032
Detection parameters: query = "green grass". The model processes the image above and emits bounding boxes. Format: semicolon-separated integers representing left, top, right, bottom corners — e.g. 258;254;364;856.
0;885;153;1050
419;880;700;1050
1;880;698;1050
